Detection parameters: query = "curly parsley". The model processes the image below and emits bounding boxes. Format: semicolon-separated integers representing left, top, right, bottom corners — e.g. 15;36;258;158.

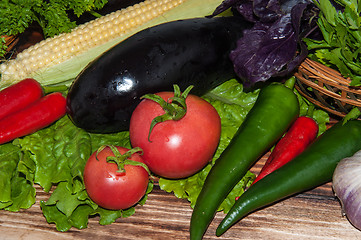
305;0;361;86
0;0;108;57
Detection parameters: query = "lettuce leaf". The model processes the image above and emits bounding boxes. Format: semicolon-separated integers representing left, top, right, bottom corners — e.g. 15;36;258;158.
16;117;92;192
0;143;35;211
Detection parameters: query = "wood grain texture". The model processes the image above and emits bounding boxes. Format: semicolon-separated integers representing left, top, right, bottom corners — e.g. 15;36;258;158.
1;153;360;240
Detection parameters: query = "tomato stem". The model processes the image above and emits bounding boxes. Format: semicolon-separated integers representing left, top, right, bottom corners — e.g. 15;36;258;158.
141;85;194;142
95;145;151;174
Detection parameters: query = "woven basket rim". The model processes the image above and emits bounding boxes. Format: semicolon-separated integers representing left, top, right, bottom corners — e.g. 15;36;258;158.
2;35;19;53
295;58;361;118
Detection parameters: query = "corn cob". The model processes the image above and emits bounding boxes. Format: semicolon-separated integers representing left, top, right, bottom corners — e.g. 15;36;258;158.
0;0;226;90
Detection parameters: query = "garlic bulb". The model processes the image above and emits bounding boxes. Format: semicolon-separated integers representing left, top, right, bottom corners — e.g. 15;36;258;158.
333;150;361;231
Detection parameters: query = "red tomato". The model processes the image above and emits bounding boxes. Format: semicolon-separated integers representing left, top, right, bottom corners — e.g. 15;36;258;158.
83;146;149;210
129;92;221;179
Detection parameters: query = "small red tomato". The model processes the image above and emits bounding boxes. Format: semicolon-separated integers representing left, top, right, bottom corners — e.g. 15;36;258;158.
83;146;149;210
129;90;221;179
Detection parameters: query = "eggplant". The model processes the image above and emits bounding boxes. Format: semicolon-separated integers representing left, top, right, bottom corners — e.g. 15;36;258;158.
66;17;251;133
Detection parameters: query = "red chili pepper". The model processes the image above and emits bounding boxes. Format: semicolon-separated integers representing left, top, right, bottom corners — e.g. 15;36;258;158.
252;116;319;185
0;78;44;121
0;92;66;144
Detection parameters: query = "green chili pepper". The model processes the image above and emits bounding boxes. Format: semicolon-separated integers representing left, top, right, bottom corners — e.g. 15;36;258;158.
216;119;361;236
190;83;300;240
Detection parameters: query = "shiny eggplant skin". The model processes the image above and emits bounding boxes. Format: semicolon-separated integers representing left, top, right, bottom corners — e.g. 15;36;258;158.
66;17;251;133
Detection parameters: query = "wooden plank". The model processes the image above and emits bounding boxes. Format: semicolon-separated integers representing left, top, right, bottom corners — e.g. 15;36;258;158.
1;165;360;239
0;185;360;240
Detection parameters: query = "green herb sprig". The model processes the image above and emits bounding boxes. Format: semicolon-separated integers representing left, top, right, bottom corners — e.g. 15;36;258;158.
0;0;108;58
305;0;361;86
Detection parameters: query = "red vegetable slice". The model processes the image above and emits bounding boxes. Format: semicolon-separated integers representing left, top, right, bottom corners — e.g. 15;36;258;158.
0;92;66;144
0;78;43;121
253;116;319;184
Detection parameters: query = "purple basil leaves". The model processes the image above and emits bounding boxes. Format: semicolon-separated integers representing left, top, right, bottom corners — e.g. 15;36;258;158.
230;14;297;87
211;0;318;87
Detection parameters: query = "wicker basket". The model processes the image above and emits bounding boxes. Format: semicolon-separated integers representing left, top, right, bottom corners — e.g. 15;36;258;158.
2;35;19;54
294;58;361;118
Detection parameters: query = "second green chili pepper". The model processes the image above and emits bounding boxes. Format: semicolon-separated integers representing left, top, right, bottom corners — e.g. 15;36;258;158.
190;83;300;240
216;119;361;236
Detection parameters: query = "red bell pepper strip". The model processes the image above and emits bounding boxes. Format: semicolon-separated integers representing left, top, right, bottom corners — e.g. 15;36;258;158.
0;78;43;121
0;92;66;145
252;116;319;185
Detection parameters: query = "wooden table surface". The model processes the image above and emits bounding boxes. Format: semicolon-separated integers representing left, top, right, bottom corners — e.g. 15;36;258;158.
1;150;360;240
